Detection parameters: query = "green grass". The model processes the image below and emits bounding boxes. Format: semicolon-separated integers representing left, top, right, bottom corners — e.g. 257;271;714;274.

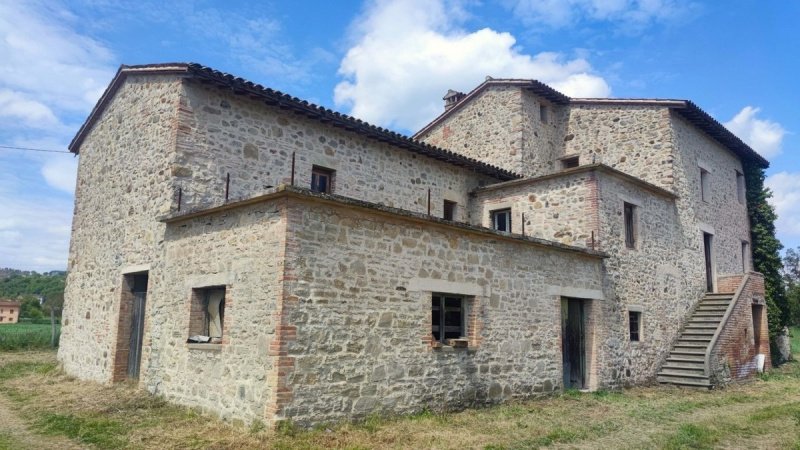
0;324;59;351
0;432;21;450
662;423;719;450
33;413;127;448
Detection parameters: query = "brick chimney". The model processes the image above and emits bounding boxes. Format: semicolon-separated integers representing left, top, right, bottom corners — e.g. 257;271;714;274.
443;89;465;111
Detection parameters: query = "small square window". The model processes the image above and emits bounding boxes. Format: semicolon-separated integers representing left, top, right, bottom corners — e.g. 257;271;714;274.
443;200;457;221
431;294;465;343
561;156;579;169
700;168;710;202
491;208;512;232
736;171;745;204
629;311;641;342
311;166;334;194
540;104;549;124
188;287;226;344
624;202;637;249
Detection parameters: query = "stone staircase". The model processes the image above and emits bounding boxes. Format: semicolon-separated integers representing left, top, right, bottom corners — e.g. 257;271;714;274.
657;293;733;388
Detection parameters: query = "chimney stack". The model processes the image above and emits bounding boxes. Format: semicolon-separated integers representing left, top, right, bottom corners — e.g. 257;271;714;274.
443;89;466;111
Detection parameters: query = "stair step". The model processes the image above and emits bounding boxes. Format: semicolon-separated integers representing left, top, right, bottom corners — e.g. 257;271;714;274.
658;368;708;378
695;306;729;312
693;312;726;318
704;293;733;299
663;361;706;370
685;324;718;330
667;355;705;363
701;300;732;306
688;317;722;323
682;330;716;336
674;343;709;349
657;375;711;388
671;349;706;356
677;336;712;343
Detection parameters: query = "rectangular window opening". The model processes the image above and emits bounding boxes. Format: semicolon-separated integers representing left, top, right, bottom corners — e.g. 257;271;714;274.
540;104;549;124
311;166;335;194
700;168;710;202
629;311;641;342
561;156;579;170
624;202;637;249
431;294;466;344
443;200;457;221
188;287;226;344
736;170;746;204
491;208;512;233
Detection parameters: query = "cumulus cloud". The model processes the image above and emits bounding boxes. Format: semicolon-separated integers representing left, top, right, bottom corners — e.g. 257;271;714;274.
0;89;62;129
506;0;697;30
723;106;786;159
766;172;800;246
334;0;611;132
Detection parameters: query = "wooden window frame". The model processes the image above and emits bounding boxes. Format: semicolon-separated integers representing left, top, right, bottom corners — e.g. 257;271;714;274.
624;202;637;249
491;208;512;233
311;166;335;194
431;294;465;344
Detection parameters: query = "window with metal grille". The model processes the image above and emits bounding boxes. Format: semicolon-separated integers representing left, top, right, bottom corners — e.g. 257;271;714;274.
491;208;511;232
443;200;457;221
629;311;641;342
624;202;636;249
311;166;334;194
431;294;464;343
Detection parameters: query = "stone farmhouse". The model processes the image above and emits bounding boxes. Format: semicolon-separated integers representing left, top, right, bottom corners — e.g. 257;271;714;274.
59;63;771;427
0;300;21;324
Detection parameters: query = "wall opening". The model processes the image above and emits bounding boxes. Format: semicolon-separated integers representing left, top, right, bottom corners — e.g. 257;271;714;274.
561;298;590;389
703;232;714;292
752;304;764;351
443;200;457;221
113;271;148;382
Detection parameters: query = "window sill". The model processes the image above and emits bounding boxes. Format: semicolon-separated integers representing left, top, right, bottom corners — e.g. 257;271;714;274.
187;343;222;351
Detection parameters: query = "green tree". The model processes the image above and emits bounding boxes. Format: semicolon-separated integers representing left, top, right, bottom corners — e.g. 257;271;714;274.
744;164;788;356
782;248;800;325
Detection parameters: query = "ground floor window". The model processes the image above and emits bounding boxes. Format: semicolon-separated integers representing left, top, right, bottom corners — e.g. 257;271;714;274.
431;294;464;343
188;287;226;344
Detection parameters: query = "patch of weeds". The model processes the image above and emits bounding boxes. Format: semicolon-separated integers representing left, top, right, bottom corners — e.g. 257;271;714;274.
592;389;626;403
407;407;435;421
484;445;506;450
249;419;266;434
358;413;384;433
589;420;622;435
632;400;703;421
562;388;583;399
749;402;800;423
662;423;718;450
33;413;127;448
0;361;56;382
0;432;21;450
275;419;297;437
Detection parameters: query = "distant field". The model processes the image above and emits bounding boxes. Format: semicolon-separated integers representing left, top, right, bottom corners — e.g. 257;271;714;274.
0;324;60;351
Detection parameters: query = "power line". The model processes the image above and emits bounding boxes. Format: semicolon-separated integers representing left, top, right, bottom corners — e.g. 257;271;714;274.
0;145;71;154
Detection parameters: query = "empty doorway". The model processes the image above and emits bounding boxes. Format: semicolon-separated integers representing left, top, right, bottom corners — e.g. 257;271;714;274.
561;298;587;389
752;304;764;351
703;232;714;292
113;271;148;382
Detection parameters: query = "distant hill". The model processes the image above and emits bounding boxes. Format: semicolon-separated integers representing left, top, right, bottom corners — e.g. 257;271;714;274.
0;268;66;280
0;269;66;300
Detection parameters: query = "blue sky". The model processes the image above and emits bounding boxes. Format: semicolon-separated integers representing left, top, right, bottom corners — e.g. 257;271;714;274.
1;0;798;271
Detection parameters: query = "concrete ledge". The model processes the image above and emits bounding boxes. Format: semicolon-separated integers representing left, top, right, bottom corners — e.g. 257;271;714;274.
187;343;222;351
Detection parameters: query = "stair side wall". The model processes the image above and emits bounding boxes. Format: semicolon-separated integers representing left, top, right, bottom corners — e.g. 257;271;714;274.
709;273;770;384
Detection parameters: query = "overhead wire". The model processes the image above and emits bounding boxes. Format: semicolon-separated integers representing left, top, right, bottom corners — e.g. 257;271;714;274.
0;145;71;154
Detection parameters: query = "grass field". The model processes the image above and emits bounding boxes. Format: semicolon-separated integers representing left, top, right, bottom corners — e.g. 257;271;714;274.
0;324;60;351
0;330;798;449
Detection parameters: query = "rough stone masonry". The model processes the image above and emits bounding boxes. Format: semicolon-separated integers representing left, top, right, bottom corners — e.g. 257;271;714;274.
59;63;769;427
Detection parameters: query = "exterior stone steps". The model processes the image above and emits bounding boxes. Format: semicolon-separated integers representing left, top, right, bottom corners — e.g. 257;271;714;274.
658;292;733;389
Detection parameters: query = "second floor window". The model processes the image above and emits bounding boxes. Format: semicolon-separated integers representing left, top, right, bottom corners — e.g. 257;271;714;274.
700;168;710;202
491;208;511;232
311;166;334;194
624;202;637;249
443;200;457;221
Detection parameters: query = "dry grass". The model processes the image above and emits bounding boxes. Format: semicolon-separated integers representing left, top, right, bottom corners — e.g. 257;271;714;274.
1;345;800;449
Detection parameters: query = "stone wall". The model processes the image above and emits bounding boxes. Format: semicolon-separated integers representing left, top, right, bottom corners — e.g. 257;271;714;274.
470;170;598;248
58;75;183;382
709;273;770;384
593;173;691;386
564;104;675;189
141;200;286;424
670;113;752;281
276;195;605;426
520;91;570;176
416;85;525;175
174;80;495;221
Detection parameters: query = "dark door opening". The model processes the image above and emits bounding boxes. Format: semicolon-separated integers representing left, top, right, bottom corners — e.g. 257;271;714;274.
127;273;148;380
703;233;714;292
562;298;586;389
752;304;764;351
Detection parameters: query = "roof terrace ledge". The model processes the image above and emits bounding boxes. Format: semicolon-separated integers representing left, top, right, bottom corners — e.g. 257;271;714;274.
472;163;678;199
158;185;607;259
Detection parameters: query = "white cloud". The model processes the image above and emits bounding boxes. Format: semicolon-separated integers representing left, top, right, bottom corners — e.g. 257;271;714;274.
41;157;78;195
334;0;610;132
506;0;696;30
724;106;786;158
766;172;800;244
0;89;61;128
